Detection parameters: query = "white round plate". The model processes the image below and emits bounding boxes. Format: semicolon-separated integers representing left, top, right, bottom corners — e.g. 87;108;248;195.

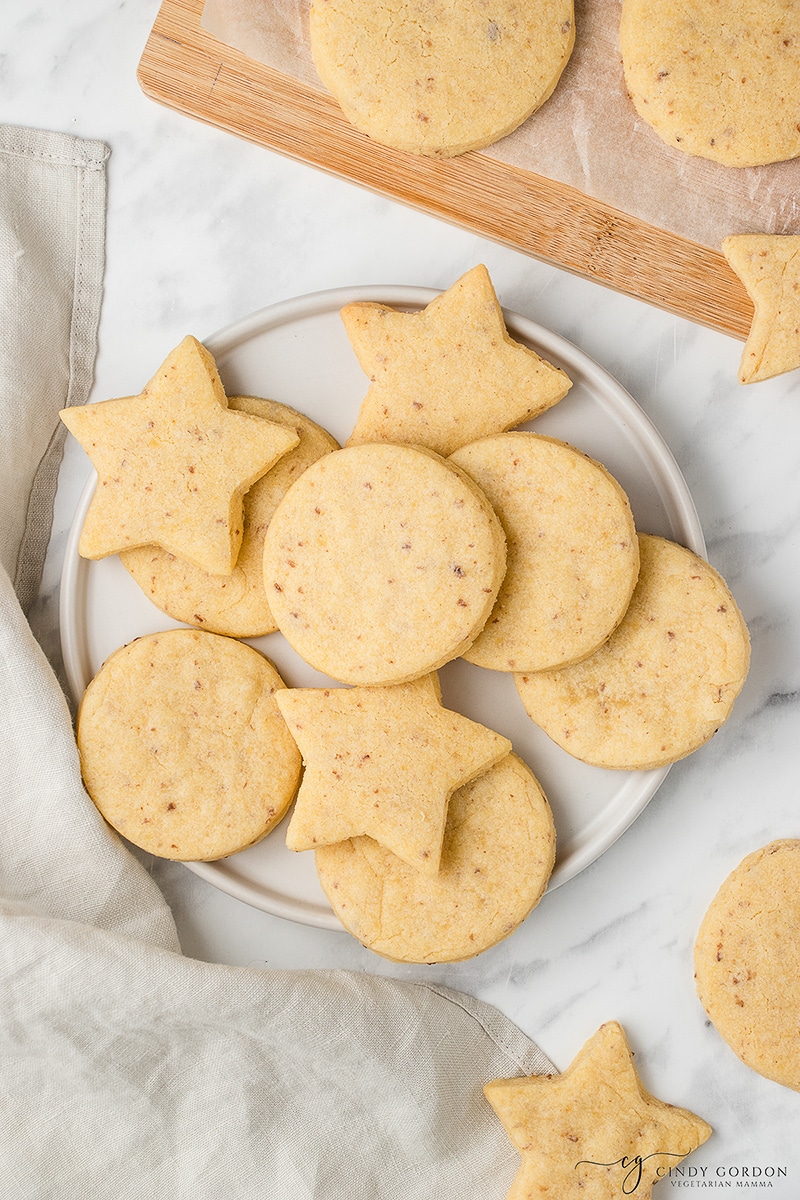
60;285;705;930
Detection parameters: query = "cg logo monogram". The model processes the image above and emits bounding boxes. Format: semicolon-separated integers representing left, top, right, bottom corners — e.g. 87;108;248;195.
576;1151;688;1194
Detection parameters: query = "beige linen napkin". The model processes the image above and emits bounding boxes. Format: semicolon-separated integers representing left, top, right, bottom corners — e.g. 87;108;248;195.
0;125;555;1199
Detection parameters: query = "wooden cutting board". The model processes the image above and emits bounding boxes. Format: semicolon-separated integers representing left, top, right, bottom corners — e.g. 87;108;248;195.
137;0;752;338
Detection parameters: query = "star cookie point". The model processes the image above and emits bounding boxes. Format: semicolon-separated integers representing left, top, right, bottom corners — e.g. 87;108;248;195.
60;335;299;574
343;265;571;456
315;751;556;963
278;673;511;876
484;1021;711;1199
722;234;800;384
119;397;339;637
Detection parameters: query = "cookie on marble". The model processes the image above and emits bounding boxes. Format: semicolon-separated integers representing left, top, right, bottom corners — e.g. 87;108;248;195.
77;629;301;860
343;265;572;457
278;673;511;878
514;534;750;770
450;432;639;671
695;839;800;1091
60;336;298;574
722;235;800;384
263;440;507;685
620;0;800;167
120;397;339;636
309;0;575;158
484;1020;711;1199
315;752;555;962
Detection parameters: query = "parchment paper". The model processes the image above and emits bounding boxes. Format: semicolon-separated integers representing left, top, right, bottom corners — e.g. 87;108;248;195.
201;0;800;250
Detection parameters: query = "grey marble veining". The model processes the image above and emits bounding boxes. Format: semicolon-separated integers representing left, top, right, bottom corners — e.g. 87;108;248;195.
4;0;800;1188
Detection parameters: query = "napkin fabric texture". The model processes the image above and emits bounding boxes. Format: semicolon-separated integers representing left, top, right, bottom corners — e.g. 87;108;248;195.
0;125;555;1199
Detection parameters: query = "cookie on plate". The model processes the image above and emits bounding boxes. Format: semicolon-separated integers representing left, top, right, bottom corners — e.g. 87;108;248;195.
343;265;572;457
695;839;800;1091
278;673;511;877
484;1020;711;1199
120;398;339;637
309;0;575;158
60;336;298;574
620;0;800;167
315;752;555;962
722;235;800;384
514;534;750;770
263;441;507;685
77;629;301;860
450;432;639;671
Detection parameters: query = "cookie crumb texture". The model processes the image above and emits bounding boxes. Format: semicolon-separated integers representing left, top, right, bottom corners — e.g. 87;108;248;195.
315;752;555;962
280;674;511;877
121;397;339;636
484;1021;711;1198
515;534;750;770
695;839;800;1092
60;336;297;575
77;629;301;860
620;0;800;167
263;442;507;685
722;234;800;384
451;432;639;672
309;0;575;157
344;264;572;457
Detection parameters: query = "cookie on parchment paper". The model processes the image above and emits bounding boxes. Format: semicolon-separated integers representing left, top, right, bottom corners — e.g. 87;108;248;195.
620;0;800;167
309;0;575;158
77;629;301;861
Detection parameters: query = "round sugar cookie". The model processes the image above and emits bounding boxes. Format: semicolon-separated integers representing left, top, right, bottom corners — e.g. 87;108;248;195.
77;629;302;860
262;442;507;685
450;433;639;672
695;840;800;1091
514;534;750;770
120;398;339;638
309;0;575;158
620;0;800;167
315;752;556;963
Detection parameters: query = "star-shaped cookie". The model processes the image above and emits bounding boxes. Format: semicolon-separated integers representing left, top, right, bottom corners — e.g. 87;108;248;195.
722;234;800;384
484;1021;711;1200
343;264;572;456
60;336;299;574
277;673;511;876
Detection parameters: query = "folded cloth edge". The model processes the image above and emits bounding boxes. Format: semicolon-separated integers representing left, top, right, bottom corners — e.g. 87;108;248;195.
0;127;562;1199
425;981;557;1076
0;124;109;614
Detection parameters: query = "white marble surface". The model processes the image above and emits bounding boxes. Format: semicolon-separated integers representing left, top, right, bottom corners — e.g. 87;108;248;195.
5;0;800;1190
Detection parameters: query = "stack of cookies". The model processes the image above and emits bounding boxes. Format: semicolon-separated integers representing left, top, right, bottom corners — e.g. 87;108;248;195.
63;264;750;963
